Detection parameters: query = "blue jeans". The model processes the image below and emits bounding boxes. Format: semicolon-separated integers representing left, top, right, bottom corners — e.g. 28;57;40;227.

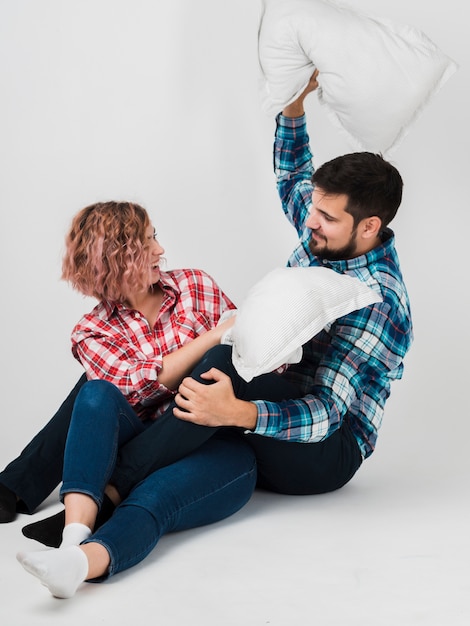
60;379;153;508
0;375;86;513
1;345;361;516
110;345;362;497
83;432;257;579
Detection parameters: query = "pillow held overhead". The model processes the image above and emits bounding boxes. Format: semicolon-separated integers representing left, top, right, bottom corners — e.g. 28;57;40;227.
222;266;382;382
258;0;458;154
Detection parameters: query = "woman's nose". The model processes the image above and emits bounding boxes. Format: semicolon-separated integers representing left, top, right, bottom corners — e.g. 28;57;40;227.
153;241;164;256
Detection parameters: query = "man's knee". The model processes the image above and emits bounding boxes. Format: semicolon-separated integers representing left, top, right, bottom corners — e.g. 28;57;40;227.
192;344;234;381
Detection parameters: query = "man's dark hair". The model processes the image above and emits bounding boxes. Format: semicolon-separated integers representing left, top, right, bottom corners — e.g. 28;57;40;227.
312;152;403;229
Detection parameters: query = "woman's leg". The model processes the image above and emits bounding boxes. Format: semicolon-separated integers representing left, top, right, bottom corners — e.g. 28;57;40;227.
17;433;256;598
60;379;148;507
21;377;145;546
57;379;150;545
0;374;86;516
111;345;300;499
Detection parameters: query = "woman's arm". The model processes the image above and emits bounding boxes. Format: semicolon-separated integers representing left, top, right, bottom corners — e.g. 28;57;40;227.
158;316;234;390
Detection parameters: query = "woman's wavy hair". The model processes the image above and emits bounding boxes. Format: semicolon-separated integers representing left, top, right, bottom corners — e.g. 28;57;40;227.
62;201;152;302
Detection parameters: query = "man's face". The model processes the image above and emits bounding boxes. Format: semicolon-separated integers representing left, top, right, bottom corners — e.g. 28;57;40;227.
306;189;359;261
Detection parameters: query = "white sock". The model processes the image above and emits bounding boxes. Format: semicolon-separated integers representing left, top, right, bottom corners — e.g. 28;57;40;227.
16;546;89;599
60;522;92;548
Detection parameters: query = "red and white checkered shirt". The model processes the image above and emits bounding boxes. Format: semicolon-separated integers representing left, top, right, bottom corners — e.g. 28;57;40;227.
71;268;235;420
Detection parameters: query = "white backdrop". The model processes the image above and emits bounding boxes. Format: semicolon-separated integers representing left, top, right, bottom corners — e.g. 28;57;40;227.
0;0;468;482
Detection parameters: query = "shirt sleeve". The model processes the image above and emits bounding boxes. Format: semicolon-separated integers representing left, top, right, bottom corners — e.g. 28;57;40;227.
72;318;170;407
251;300;401;443
274;113;315;236
186;269;236;329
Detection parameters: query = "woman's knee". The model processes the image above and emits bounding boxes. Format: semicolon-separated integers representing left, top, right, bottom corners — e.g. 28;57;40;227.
73;380;125;427
76;380;120;408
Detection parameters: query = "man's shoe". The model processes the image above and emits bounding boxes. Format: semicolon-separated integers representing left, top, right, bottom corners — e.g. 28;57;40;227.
22;493;116;547
22;509;65;547
0;483;17;523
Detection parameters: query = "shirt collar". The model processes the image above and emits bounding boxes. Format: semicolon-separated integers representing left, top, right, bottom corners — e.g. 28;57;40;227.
157;270;180;296
104;270;181;317
153;270;180;314
315;228;395;272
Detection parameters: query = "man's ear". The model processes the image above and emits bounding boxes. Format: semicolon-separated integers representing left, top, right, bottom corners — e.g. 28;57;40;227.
361;216;382;239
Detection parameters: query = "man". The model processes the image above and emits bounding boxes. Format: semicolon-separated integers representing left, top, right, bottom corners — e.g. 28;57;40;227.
169;69;413;493
2;71;412;542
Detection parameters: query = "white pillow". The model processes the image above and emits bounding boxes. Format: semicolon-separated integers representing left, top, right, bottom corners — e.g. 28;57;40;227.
258;0;458;154
222;266;382;382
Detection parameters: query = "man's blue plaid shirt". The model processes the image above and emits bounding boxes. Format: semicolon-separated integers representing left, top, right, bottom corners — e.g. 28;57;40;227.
251;114;413;459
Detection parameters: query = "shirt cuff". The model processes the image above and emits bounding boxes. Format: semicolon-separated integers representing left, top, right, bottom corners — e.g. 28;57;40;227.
250;400;282;437
276;113;307;138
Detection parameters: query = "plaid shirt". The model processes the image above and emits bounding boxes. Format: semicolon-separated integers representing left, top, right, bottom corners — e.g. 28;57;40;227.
71;269;235;420
251;114;413;458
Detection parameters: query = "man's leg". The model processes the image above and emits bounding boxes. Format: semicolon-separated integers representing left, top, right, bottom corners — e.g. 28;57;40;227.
110;345;299;500
246;420;363;495
0;374;87;517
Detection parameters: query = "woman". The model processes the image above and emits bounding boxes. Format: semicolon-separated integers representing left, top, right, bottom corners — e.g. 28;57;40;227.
19;200;236;550
15;201;298;598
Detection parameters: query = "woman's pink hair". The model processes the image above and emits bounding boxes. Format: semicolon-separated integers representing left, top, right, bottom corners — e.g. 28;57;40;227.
62;201;153;302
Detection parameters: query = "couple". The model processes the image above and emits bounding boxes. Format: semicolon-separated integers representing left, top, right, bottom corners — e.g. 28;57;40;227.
1;73;413;598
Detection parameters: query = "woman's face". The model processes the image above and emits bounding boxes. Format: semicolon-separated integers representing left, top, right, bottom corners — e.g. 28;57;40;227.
145;223;165;284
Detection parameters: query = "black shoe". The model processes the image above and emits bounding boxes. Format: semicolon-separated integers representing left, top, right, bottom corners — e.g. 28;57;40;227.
0;483;17;523
22;494;116;548
22;509;65;547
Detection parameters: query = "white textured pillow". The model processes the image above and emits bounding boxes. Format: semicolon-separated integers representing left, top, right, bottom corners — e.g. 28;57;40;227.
222;266;382;382
258;0;458;154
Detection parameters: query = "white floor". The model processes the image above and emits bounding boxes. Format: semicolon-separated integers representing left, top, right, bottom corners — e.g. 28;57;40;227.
1;407;468;626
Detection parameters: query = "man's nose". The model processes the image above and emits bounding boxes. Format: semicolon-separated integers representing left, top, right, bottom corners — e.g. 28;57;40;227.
306;210;320;230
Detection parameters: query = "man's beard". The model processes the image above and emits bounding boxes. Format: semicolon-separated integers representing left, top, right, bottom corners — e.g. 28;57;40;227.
308;228;358;261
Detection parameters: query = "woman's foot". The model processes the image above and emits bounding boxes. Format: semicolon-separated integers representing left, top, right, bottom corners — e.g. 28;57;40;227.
16;546;89;598
60;523;92;547
0;483;17;523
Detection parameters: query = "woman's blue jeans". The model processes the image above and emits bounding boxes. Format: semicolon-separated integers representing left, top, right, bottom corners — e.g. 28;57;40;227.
60;379;152;508
83;432;257;579
61;375;257;580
